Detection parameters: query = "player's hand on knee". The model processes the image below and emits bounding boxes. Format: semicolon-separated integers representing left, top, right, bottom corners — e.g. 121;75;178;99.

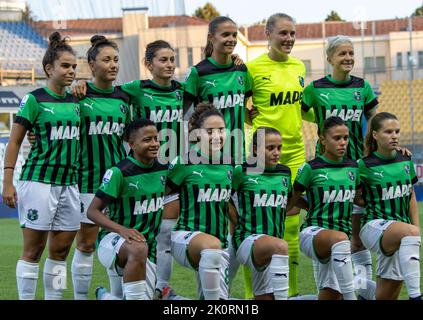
72;80;88;99
231;54;244;65
249;105;259;120
26;131;36;145
2;184;17;208
118;227;145;244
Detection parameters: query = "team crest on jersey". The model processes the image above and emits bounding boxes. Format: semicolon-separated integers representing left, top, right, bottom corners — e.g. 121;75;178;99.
27;209;38;222
160;175;167;186
353;91;362;101
120;104;127;114
227;170;233;181
175;91;182;101
298;76;305;88
19;95;29;109
282;177;288;187
404;165;410;174
111;235;121;247
348;171;355;181
75;105;80;117
102;169;113;184
237;76;244;86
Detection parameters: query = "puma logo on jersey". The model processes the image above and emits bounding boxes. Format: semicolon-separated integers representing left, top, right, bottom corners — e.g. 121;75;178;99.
323;189;356;203
41;106;54;114
248;178;259;184
150;109;183;123
262;76;271;81
320;93;330;99
144;93;154;101
382;184;413;200
192;170;203;178
318;172;329;180
373;170;384;178
206;80;217;87
83;102;94;110
253;194;288;208
88;121;125;136
213;93;245;109
197;188;231;202
134;197;164;215
325;109;362;122
129;181;141;190
50;126;79;140
334;258;348;265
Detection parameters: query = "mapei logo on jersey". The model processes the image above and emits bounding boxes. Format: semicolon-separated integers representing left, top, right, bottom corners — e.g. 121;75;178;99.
27;209;38;222
381;184;413;200
213;92;245;109
404;165;411;174
150;109;183;123
353;91;362;101
134;197;164;215
325;108;362;122
88;121;125;136
237;75;244;86
50;125;80;140
102;169;113;184
120;104;127;114
323;189;356;203
197;188;231;203
160;175;167;186
227;170;233;181
282;177;288;187
270;91;302;107
298;76;305;88
253;193;288;208
19;94;29;109
348;171;355;181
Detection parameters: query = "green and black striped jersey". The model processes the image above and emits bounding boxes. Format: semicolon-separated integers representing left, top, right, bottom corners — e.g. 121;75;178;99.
294;155;360;237
232;163;292;251
359;152;418;225
301;75;378;160
184;58;253;163
15;87;80;185
78;82;130;193
166;150;234;248
96;156;168;263
121;79;184;159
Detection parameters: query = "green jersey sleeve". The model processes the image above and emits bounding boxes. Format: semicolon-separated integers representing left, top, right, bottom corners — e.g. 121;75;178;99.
232;165;243;190
167;156;187;188
96;167;123;202
293;162;312;192
183;67;200;104
410;160;418;185
363;80;378;112
15;94;39;129
301;82;315;113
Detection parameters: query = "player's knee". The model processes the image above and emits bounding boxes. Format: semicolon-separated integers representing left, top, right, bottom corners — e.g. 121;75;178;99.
76;241;96;253
23;244;46;262
127;241;148;263
49;244;72;261
333;232;349;244
405;225;420;237
272;240;288;255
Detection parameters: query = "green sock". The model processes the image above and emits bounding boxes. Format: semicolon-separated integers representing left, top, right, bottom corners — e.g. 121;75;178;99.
242;265;254;299
285;214;300;296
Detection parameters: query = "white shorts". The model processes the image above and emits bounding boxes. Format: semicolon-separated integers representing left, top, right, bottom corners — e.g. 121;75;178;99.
97;232;156;299
163;193;179;206
171;230;229;299
79;193;95;225
17;181;80;231
360;219;402;281
352;204;364;215
299;226;341;293
236;234;273;296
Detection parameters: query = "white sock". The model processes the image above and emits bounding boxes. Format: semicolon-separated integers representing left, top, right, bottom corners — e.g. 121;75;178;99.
71;249;94;300
331;240;356;300
155;218;177;291
123;280;148;300
355;277;376;300
398;236;421;298
227;234;240;292
289;294;318;300
43;258;67;300
107;268;123;299
269;254;289;300
199;249;222;300
16;260;39;300
351;249;373;280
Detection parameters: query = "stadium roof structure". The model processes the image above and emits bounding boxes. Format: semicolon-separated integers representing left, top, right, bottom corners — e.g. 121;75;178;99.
240;17;423;42
32;15;208;36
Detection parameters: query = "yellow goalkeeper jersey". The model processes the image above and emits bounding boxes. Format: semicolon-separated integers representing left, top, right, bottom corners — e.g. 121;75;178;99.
246;53;306;167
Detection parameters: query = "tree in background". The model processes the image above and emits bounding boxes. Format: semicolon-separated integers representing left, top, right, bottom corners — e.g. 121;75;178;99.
325;10;344;22
412;5;423;16
193;2;220;21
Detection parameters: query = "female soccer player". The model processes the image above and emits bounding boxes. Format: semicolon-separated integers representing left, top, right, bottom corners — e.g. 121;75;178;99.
232;127;292;300
166;103;235;300
292;117;358;300
245;12;313;298
2;32;80;300
70;35;131;300
301;35;379;280
357;112;421;300
87;118;168;300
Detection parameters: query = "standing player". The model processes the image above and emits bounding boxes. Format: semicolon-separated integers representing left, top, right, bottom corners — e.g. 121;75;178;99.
357;112;421;300
87;119;168;300
167;103;235;300
292;117;358;300
301;35;378;281
232;127;292;300
2;32;80;300
71;35;131;300
245;13;313;298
